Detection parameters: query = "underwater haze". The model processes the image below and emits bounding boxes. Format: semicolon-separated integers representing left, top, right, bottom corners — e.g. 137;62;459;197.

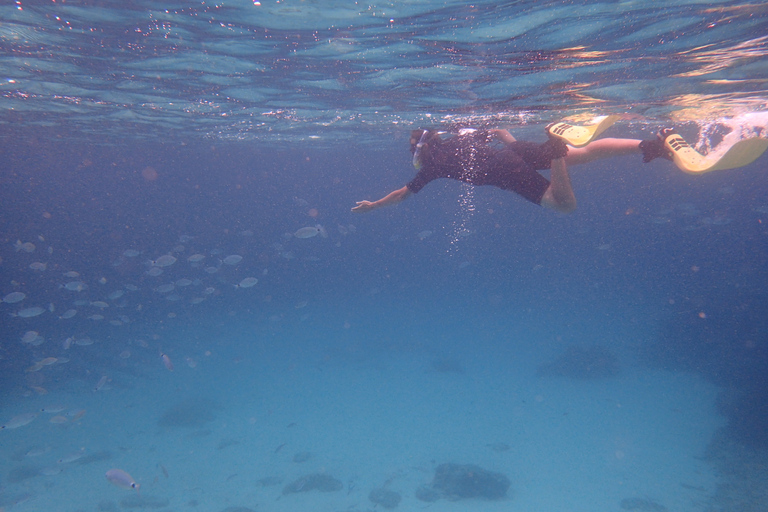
1;1;768;512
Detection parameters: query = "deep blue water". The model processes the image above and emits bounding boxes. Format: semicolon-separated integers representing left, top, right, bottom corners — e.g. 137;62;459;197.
1;2;768;511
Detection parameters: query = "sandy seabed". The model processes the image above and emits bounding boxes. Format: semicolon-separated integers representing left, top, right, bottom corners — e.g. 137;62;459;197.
1;341;724;512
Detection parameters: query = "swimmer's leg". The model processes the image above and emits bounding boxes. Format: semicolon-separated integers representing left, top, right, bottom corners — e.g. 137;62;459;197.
565;138;645;166
540;157;576;213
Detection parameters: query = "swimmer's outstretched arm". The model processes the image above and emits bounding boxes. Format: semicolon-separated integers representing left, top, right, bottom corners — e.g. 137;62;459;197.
352;186;413;213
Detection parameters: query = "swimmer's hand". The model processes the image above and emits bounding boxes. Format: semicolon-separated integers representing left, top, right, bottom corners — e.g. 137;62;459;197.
351;200;376;213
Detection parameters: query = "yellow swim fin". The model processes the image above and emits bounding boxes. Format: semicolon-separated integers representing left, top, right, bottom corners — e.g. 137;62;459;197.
664;133;768;174
547;115;620;147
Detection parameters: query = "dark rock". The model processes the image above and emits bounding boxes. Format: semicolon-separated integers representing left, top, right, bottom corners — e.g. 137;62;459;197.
537;345;619;379
431;463;510;500
414;485;441;502
282;473;343;494
369;488;401;509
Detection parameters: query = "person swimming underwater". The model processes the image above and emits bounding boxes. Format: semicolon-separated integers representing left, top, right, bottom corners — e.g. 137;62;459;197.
351;125;672;214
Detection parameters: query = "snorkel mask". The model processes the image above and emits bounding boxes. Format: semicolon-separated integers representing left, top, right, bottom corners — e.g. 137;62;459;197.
412;129;429;170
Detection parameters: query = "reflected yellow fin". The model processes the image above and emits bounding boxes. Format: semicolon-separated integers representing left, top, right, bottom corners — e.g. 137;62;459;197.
665;134;768;174
547;115;620;147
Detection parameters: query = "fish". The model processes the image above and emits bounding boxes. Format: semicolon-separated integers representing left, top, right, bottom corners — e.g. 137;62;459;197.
108;290;125;300
154;284;175;293
29;262;47;271
15;306;45;318
40;405;66;414
3;291;26;303
95;375;108;391
59;309;77;319
106;469;140;491
14;240;36;252
26;446;51;457
235;277;259;289
222;254;243;265
1;412;38;429
146;267;164;276
62;281;87;292
91;301;109;309
175;278;193;287
21;331;41;343
187;254;205;263
63;270;80;278
294;226;321;239
58;449;85;463
49;415;68;424
151;254;177;267
123;249;141;257
160;352;174;371
39;357;58;366
67;409;86;421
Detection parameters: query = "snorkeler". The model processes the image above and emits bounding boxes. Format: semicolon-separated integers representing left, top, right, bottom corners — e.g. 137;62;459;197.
351;123;674;214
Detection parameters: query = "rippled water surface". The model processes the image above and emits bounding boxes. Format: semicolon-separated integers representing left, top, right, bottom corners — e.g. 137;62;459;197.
2;1;767;145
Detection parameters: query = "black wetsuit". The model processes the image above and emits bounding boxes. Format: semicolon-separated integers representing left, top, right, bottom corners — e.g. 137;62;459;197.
407;131;561;205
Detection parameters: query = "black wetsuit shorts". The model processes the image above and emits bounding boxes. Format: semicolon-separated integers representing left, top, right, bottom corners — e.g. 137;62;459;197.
407;140;553;205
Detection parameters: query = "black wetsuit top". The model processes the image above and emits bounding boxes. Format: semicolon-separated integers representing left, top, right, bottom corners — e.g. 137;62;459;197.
407;132;556;205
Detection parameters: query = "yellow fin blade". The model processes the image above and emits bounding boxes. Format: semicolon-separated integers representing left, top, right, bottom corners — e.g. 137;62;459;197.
665;134;768;174
547;115;620;147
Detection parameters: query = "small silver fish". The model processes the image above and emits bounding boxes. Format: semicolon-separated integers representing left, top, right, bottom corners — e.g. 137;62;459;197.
3;291;26;303
222;254;243;265
1;412;38;429
294;226;321;239
235;277;258;289
160;353;174;371
95;375;108;391
106;468;140;491
151;254;177;267
16;306;45;318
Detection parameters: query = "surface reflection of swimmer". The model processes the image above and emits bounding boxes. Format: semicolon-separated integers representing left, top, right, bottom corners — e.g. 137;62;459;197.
351;126;672;214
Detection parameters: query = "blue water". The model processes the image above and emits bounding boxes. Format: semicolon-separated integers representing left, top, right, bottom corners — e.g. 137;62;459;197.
2;2;768;511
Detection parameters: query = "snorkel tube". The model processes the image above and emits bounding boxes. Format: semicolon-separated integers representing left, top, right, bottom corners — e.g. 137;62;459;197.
412;129;429;170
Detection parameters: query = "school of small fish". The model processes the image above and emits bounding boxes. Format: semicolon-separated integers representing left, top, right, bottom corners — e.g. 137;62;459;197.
0;225;372;497
0;226;368;402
